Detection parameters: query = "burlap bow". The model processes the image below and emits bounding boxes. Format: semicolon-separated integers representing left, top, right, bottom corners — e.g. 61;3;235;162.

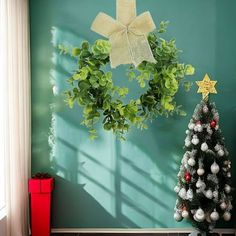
91;0;156;68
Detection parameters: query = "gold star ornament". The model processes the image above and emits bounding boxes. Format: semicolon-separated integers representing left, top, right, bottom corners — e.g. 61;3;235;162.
196;74;217;100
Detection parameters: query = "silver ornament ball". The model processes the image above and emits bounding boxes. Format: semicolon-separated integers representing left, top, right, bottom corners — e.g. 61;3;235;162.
188;123;195;130
174;212;183;222
220;202;227;210
191;138;199;145
195;208;205;222
197;168;205;176
212;190;218;198
210;210;219;221
205;189;213;199
188;157;196;166
182;210;189;218
178;188;187;199
211;161;220;174
224;184;231;193
214;144;221;152
223;212;231;221
201;142;208;152
218;149;225;157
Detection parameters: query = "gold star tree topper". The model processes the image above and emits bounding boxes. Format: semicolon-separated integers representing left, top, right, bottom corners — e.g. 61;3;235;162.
196;74;217;100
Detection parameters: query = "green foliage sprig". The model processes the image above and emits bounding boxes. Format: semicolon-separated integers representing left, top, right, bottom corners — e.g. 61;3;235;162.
60;22;195;140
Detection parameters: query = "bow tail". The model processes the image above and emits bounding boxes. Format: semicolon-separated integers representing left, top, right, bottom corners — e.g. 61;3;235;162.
109;31;132;68
128;33;156;67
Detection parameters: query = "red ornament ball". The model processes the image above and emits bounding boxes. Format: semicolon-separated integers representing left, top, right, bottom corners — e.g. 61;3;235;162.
210;119;217;129
184;172;191;182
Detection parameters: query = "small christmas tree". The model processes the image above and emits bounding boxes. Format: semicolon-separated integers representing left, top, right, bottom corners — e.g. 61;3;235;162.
174;74;233;232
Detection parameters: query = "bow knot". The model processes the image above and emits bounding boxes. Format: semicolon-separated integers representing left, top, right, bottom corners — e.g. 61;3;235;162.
91;0;156;68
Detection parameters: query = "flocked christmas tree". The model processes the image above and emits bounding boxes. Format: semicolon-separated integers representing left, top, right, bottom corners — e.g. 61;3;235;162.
174;74;233;233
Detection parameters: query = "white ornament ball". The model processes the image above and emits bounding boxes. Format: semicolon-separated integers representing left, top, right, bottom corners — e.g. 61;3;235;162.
218;149;225;157
220;202;227;210
187;188;193;200
195;124;203;132
224;160;229;165
198;125;203;132
224;184;231;193
174;185;180;193
207;126;213;135
214;144;221;152
203;105;209;113
197;168;205;176
196;178;202;188
195;208;205;222
201;142;208;152
205;189;213;199
191;137;199;145
178;188;187;199
215;116;219;122
196;178;206;189
194;124;203;132
186;130;190;135
185;137;190;142
188;123;195;130
174;212;183;222
223;212;231;221
214;113;219;121
211;161;220;174
210;210;219;221
181;153;188;164
185;140;191;147
227;172;231;178
188;157;196;166
182;210;189;218
213;190;218;199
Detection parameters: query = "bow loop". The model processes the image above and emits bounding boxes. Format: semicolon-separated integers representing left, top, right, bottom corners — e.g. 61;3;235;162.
91;12;125;38
128;12;156;35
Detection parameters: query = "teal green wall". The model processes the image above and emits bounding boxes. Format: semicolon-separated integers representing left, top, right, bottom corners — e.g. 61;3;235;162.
30;0;236;229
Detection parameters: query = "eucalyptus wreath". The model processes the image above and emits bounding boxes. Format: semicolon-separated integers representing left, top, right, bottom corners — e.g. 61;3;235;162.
59;22;195;139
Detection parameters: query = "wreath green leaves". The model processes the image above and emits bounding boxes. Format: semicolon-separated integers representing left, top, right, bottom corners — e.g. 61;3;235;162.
59;22;195;140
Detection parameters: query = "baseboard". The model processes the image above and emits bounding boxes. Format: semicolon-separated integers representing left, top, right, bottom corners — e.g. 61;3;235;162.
51;228;236;234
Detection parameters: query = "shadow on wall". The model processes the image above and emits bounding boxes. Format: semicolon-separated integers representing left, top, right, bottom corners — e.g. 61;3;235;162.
46;26;193;229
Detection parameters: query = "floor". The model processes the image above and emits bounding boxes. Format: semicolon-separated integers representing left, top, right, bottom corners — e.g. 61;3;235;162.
50;233;235;236
51;234;191;236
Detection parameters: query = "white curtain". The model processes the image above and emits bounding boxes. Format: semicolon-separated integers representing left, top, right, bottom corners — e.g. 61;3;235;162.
0;0;31;235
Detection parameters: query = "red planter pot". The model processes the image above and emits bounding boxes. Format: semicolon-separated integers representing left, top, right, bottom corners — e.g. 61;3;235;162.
29;177;54;236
